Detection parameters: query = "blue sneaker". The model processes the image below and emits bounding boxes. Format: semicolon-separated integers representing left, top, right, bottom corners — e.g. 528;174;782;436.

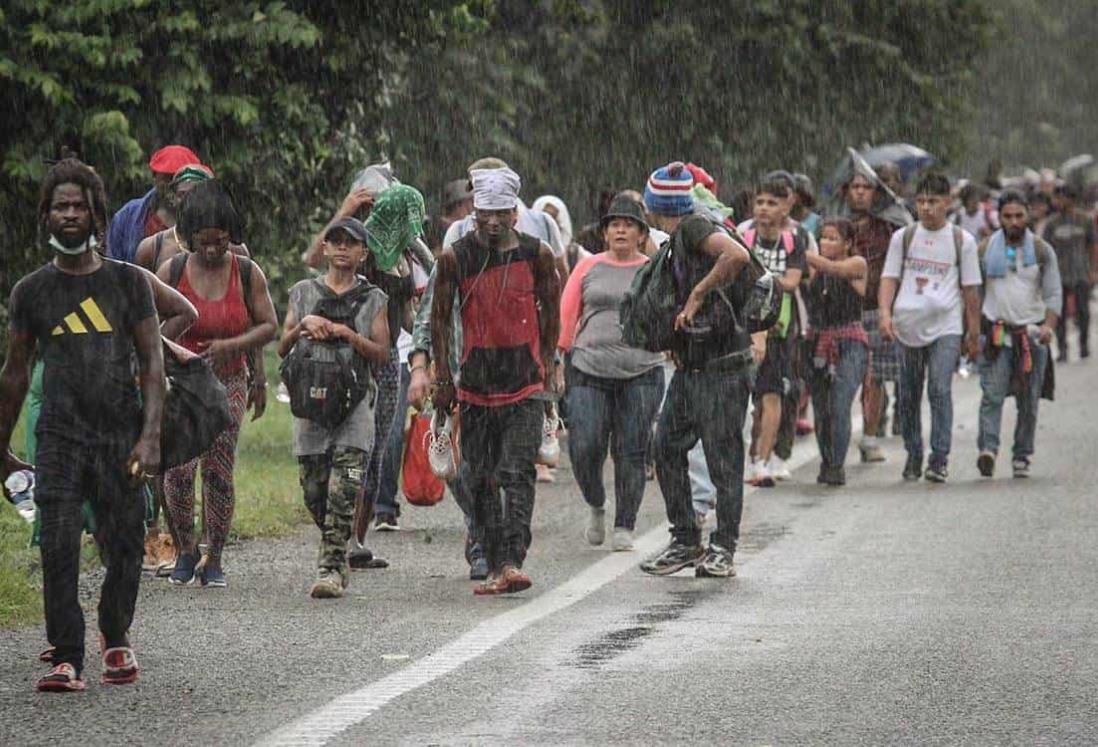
169;553;198;585
198;565;226;588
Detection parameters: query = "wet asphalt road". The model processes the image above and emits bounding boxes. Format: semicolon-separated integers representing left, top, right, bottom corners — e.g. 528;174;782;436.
1;356;1096;746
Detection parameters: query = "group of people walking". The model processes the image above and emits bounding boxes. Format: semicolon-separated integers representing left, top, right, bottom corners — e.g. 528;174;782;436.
0;142;1088;692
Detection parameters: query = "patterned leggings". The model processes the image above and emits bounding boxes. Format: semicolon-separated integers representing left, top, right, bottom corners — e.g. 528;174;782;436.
164;368;248;566
363;357;400;512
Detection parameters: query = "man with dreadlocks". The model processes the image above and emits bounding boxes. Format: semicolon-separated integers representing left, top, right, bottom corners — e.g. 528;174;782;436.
0;158;166;692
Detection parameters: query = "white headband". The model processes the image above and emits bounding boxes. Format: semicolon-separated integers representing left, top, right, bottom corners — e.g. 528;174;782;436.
471;167;521;211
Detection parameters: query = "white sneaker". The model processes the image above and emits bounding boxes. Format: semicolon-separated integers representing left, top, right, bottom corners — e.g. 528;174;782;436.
755;460;775;488
611;528;635;551
584;507;606;545
770;455;792;481
537;411;560;466
426;409;460;480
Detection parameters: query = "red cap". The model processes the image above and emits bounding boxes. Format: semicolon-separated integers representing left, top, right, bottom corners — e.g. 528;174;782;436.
149;145;201;175
686;162;716;195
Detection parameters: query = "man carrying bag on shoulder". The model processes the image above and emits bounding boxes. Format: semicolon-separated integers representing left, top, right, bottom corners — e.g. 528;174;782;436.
634;162;761;579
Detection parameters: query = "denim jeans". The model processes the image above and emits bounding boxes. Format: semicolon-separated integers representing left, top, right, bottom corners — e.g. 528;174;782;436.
898;334;962;464
566;366;664;530
461;399;542;572
375;363;410;518
977;341;1049;460
654;366;752;551
809;340;868;468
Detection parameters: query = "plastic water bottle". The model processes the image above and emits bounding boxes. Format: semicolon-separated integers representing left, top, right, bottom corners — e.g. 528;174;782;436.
957;355;971;380
5;469;36;524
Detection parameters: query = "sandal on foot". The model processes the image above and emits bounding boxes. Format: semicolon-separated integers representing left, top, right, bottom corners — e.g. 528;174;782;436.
37;663;85;692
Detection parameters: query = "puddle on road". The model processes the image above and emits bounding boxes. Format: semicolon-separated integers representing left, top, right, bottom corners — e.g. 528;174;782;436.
737;521;791;554
568;589;706;670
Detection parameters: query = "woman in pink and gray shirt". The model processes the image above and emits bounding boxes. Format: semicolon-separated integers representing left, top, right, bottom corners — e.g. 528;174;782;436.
559;196;665;551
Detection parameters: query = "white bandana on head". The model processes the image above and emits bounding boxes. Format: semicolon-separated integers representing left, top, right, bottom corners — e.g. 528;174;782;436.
471;167;521;211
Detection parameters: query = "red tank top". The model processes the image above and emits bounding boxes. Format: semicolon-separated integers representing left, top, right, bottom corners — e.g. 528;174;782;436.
177;254;250;375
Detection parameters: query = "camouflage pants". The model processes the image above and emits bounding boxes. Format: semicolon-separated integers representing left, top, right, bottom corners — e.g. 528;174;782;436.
298;446;366;575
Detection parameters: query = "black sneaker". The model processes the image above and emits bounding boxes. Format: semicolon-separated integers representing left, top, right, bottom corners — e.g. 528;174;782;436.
469;555;489;581
373;514;399;532
640;542;705;576
824;466;846;486
902;454;923;481
977;451;995;477
924;460;948;483
695;544;736;578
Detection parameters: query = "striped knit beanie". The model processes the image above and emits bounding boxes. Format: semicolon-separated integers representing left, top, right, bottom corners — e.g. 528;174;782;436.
644;161;695;216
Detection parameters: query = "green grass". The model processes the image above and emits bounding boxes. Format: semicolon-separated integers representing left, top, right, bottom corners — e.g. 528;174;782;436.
0;350;311;628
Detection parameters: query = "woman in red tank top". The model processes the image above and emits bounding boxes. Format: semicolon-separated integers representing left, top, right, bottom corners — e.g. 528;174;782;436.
156;182;279;588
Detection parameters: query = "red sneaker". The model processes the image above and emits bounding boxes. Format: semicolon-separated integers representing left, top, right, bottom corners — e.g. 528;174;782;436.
473;566;532;595
36;663;86;692
101;636;139;685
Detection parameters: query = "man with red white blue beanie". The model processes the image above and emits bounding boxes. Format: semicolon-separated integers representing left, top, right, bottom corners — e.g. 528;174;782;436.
643;161;696;217
639;161;760;580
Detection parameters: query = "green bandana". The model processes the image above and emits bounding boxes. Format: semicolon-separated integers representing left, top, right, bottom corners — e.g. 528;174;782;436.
364;185;425;271
170;164;214;188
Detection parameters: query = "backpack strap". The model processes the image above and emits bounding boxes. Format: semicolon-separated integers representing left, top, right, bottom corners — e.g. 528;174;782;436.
780;230;794;253
951;225;964;269
168;252;188;288
152;231;165;271
237;255;254;319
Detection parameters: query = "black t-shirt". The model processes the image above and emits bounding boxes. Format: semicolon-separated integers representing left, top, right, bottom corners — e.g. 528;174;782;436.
10;259;155;445
670;215;752;367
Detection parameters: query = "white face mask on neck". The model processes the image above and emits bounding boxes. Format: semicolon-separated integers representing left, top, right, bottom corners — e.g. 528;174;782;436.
49;233;99;256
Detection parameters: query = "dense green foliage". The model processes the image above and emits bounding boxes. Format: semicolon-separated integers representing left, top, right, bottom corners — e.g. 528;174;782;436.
0;0;1045;318
967;0;1098;173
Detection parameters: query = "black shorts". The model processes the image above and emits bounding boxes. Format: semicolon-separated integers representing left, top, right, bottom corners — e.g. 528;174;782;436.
753;335;792;398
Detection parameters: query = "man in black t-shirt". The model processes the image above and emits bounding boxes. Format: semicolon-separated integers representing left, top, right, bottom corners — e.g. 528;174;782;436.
0;159;165;693
638;162;758;579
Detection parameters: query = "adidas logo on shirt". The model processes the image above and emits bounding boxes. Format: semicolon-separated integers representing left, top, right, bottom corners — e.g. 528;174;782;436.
50;297;114;336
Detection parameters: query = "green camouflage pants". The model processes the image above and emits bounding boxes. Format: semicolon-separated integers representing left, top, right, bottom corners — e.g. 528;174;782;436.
298;446;366;576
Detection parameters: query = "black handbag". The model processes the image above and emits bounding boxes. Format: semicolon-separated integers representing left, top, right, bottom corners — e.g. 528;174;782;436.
161;338;233;469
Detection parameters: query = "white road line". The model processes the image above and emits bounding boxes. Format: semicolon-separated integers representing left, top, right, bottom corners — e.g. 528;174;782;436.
257;437;828;746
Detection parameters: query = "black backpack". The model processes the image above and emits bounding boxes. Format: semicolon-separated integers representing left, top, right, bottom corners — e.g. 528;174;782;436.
619;219;782;353
161;339;234;469
279;280;375;428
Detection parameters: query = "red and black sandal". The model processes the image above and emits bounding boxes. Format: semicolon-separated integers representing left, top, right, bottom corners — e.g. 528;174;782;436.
36;663;86;692
101;646;139;685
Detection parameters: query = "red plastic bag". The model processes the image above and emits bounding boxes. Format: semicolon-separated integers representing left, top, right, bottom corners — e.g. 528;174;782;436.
400;406;445;506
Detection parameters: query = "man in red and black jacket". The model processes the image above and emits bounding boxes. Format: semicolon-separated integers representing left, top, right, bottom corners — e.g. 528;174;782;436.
430;166;560;595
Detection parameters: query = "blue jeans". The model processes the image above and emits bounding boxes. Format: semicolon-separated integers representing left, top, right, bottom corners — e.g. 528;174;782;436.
566;366;664;530
375;363;410;518
898;334;961;465
655;366;752;551
977;341;1049;460
809;340;868;469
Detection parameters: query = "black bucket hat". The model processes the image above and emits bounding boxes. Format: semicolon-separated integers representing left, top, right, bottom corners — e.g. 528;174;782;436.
600;195;649;233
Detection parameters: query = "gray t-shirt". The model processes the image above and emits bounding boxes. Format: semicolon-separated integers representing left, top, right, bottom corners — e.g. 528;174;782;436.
559;253;664;379
288;278;388;457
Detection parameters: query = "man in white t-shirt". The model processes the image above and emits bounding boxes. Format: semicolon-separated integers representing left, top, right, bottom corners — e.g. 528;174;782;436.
879;173;982;483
